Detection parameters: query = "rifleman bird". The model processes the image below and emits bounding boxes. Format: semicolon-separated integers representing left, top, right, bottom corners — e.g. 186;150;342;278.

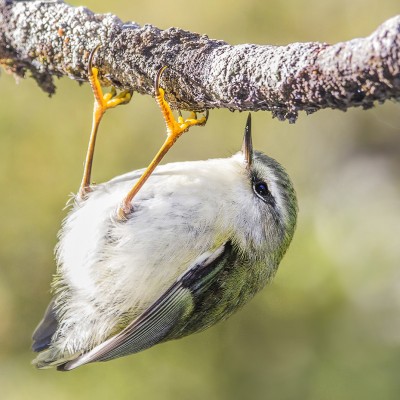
32;114;298;371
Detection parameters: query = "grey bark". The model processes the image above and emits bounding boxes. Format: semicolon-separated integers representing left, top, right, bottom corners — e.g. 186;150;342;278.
1;0;399;122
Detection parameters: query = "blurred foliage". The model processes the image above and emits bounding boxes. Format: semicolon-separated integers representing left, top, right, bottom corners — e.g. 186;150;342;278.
1;0;400;399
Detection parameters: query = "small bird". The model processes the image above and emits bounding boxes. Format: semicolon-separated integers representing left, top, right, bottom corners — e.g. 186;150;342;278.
32;114;298;371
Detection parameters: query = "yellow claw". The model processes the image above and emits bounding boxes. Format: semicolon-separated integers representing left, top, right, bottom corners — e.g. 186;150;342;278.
79;46;132;199
117;66;209;220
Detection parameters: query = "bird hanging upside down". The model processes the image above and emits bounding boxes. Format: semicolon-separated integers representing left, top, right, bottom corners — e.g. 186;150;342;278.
32;111;298;371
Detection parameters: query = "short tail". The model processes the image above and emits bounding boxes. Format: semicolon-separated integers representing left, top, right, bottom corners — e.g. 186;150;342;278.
31;299;77;371
32;299;58;352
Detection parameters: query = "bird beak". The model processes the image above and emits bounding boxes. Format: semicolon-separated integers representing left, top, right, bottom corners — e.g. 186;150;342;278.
241;113;253;169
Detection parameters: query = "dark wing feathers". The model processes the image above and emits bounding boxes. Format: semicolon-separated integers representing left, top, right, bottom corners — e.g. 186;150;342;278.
32;299;58;353
58;242;229;371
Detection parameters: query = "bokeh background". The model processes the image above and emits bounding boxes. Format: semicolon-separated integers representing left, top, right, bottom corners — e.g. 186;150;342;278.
1;1;400;399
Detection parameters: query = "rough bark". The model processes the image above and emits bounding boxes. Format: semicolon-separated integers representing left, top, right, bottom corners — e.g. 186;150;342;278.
1;1;399;122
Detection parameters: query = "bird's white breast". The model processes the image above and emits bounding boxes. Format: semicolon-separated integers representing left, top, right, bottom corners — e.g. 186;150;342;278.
56;156;248;323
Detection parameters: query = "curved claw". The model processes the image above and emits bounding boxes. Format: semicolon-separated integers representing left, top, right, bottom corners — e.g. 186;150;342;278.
88;44;101;77
155;66;168;96
202;109;209;125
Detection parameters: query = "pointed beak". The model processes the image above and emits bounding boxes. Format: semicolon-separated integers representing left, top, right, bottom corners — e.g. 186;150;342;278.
241;113;253;169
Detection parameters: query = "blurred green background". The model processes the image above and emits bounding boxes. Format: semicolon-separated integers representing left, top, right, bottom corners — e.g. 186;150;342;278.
1;1;400;399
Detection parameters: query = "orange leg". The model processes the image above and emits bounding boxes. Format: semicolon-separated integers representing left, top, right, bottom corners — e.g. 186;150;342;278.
117;67;208;220
79;46;132;199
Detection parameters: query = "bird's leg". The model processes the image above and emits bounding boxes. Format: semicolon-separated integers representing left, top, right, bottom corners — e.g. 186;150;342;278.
117;66;208;220
78;46;132;199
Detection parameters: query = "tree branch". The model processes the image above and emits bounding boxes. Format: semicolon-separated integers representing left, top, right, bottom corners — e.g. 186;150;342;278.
1;0;399;122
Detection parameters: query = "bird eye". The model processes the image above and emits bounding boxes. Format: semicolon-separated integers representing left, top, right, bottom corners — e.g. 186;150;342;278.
254;181;270;198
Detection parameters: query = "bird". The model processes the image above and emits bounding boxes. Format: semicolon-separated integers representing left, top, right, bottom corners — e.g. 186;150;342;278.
32;114;298;371
79;46;208;220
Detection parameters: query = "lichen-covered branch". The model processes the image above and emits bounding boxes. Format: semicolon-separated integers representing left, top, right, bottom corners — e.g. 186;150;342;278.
1;1;400;122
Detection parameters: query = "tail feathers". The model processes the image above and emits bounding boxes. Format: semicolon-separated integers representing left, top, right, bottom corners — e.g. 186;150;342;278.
32;299;79;371
32;299;58;352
